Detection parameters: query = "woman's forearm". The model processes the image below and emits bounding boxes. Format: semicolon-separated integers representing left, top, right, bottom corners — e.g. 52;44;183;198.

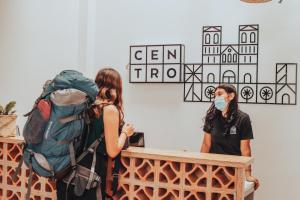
117;131;127;151
245;165;252;177
200;143;210;153
241;142;252;177
107;133;127;158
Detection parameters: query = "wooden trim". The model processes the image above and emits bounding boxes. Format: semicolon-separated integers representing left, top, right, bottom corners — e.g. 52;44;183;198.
122;147;254;168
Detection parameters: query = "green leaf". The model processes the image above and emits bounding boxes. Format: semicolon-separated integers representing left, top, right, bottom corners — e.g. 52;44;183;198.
4;101;16;115
0;105;4;115
10;110;16;115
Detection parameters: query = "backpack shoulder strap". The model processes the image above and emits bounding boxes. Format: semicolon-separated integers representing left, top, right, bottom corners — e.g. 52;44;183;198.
111;154;122;195
92;101;113;118
77;135;104;163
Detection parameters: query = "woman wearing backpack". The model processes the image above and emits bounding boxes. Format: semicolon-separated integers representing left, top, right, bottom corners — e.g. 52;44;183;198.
200;84;260;190
57;68;135;199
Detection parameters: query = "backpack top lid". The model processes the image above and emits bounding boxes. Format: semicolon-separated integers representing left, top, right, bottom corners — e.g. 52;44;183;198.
42;70;99;103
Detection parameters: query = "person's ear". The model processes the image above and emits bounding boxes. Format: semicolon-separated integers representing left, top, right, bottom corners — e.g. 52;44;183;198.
105;88;111;99
228;93;235;101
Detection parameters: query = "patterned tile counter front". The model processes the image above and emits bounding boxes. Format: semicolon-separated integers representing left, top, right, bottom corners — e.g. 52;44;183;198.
0;137;254;200
113;148;255;200
0;136;56;200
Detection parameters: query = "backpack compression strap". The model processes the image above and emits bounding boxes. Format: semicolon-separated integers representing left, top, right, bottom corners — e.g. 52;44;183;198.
26;150;34;200
64;141;77;200
12;143;26;182
58;111;90;124
86;147;97;190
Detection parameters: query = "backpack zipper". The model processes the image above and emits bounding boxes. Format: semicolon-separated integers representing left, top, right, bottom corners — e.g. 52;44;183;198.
44;120;53;140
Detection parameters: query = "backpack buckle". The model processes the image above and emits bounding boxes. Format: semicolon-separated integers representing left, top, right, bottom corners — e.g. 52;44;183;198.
71;164;77;170
88;148;94;153
112;173;119;178
95;175;101;182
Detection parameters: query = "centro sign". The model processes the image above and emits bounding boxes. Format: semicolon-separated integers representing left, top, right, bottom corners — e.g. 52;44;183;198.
129;44;185;83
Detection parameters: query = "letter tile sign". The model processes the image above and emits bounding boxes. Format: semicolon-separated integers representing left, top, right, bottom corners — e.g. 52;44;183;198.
130;44;185;83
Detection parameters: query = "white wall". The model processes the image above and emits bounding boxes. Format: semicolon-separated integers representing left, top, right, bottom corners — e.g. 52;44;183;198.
94;1;300;200
0;0;299;200
0;0;83;127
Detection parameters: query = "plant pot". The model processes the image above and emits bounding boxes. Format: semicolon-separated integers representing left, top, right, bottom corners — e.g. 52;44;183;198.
0;115;17;137
241;0;272;3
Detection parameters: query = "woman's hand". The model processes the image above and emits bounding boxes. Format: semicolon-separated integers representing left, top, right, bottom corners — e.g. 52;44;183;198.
246;175;260;190
122;123;135;137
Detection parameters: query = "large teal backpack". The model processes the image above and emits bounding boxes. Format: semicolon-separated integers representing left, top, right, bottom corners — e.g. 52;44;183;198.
13;70;100;199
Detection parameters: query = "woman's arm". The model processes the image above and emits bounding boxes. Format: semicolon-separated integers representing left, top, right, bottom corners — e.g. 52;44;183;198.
240;140;252;175
103;105;133;158
200;133;211;153
241;139;260;190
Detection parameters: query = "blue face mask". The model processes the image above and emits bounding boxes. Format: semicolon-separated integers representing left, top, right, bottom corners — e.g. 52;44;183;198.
214;96;228;111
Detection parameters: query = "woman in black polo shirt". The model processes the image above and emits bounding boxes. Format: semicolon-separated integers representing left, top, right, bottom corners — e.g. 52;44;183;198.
200;84;260;190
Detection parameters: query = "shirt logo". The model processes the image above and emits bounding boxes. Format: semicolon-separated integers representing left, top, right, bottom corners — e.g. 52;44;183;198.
230;126;237;135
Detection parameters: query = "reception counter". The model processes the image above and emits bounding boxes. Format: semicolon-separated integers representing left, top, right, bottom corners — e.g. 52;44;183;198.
108;147;255;200
0;137;254;200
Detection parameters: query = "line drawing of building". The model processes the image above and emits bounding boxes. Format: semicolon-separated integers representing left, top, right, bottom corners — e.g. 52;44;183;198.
129;24;298;105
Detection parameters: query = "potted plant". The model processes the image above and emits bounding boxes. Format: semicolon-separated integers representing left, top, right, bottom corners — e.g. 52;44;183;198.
241;0;272;3
0;101;17;137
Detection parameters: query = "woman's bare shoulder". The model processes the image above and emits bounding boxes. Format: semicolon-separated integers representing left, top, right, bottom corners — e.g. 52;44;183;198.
103;104;118;115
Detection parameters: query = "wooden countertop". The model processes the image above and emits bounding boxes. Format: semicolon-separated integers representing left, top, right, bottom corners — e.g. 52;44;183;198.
0;136;253;168
122;147;253;168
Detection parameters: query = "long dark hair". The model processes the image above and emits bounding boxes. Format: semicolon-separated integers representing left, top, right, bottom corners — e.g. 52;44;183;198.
92;68;124;126
205;84;239;136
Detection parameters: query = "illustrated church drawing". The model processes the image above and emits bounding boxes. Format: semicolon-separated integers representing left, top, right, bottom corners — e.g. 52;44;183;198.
129;24;298;105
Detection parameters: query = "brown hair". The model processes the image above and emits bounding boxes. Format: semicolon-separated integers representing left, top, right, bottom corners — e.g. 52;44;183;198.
92;68;124;126
204;84;239;136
